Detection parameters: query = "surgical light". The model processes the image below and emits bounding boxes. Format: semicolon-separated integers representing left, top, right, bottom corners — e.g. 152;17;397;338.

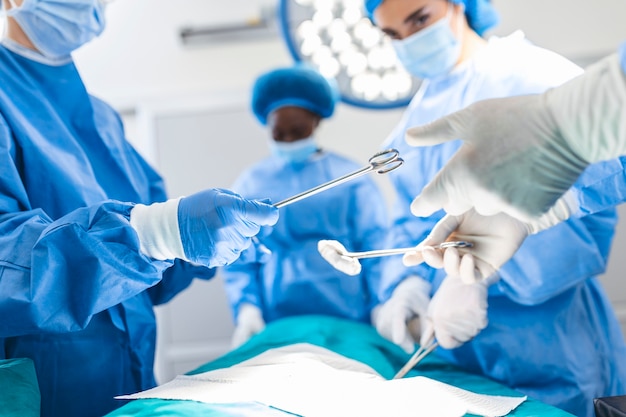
279;0;420;109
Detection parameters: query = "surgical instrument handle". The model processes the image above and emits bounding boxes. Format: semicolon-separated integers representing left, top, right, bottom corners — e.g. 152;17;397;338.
273;149;403;209
344;241;474;260
393;340;439;379
274;165;371;208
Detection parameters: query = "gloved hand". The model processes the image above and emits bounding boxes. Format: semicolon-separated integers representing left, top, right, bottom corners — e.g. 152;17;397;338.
422;275;488;349
129;188;279;268
372;276;431;354
403;193;577;283
406;52;626;222
237;237;273;264
231;303;265;349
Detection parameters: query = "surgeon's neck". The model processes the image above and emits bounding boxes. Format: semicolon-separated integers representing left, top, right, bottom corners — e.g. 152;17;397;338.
457;26;487;65
6;19;36;50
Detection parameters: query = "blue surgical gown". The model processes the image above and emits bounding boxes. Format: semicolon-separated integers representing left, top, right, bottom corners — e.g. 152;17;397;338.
222;151;388;324
380;32;626;417
0;43;214;417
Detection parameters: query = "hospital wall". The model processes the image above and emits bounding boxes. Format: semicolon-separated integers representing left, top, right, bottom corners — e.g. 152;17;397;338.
73;0;626;383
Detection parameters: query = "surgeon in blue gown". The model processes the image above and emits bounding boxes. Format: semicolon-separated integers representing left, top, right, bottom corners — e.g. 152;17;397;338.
0;1;278;417
365;0;626;416
222;66;389;348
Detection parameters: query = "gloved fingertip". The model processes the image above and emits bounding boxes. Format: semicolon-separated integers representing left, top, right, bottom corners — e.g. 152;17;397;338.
410;194;440;218
443;247;461;278
402;251;424;266
459;254;480;284
267;207;280;225
248;201;279;226
405;120;455;146
404;126;427;145
437;333;460;350
422;246;443;268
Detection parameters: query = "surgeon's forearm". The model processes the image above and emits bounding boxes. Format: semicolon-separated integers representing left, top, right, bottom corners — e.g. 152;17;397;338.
569;157;626;217
0;201;172;337
547;52;626;164
619;42;626;74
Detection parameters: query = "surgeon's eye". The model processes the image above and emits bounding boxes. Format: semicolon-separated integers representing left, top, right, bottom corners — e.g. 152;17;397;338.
292;128;308;139
272;131;284;142
409;13;430;29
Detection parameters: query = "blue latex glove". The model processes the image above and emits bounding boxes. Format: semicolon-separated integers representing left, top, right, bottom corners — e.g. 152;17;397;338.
237;236;273;264
178;189;279;267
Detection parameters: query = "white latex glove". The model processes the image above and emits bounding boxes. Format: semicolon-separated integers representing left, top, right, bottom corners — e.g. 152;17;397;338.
422;275;488;349
231;303;265;349
372;276;431;354
406;53;626;222
403;193;577;283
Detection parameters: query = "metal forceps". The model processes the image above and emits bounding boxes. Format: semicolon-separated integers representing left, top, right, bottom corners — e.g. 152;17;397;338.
273;148;403;208
393;339;439;379
343;241;474;260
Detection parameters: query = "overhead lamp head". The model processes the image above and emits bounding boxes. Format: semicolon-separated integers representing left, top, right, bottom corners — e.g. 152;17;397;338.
278;0;420;109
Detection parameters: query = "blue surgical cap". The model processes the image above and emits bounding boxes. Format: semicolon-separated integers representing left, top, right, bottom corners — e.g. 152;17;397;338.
364;0;499;36
251;66;338;125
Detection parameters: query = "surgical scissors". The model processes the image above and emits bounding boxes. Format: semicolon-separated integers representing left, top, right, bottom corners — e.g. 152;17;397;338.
273;148;403;208
393;339;439;379
340;241;474;260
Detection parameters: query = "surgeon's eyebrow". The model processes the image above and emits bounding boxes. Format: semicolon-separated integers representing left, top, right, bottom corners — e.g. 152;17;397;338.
380;6;427;38
404;7;428;26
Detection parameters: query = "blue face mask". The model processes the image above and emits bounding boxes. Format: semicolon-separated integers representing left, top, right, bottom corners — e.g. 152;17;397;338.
4;0;106;61
391;8;462;79
269;136;319;163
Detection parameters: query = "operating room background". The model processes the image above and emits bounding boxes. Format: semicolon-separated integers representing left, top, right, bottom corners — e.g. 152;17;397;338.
68;0;626;383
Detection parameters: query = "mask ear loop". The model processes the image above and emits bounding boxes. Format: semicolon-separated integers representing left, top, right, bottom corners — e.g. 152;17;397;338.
447;2;466;46
6;0;18;10
0;0;16;36
3;0;20;17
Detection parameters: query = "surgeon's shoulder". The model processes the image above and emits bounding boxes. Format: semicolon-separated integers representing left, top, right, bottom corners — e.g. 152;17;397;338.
482;31;583;91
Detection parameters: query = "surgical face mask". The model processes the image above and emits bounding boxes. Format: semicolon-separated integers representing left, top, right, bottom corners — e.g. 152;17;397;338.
269;136;319;163
4;0;106;60
391;6;462;79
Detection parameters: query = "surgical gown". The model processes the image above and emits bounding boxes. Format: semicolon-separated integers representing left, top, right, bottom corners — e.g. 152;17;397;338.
222;151;388;324
380;32;626;417
0;43;214;417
